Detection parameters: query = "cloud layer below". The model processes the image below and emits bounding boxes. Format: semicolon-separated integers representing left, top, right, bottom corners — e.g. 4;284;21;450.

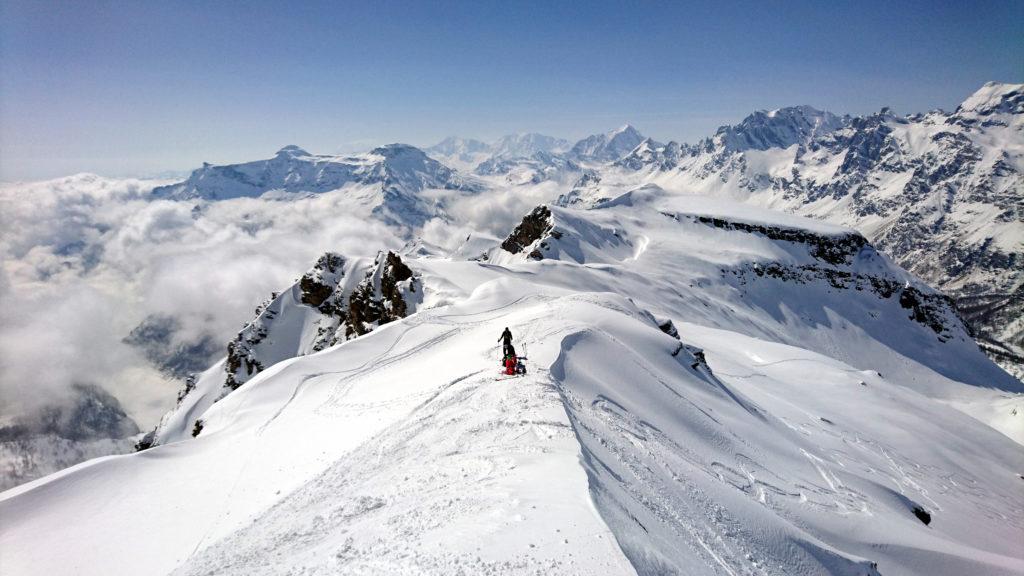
0;174;413;428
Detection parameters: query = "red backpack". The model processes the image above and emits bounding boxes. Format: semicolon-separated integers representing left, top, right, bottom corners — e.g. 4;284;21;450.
505;355;517;375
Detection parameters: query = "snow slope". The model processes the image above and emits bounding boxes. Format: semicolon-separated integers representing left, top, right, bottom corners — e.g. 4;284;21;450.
612;83;1024;378
3;192;1021;576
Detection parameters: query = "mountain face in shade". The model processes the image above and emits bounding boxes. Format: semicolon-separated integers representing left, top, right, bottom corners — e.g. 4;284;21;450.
0;383;139;490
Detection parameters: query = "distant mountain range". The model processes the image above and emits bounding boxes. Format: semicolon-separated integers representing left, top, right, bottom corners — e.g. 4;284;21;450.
607;82;1023;379
138;82;1021;378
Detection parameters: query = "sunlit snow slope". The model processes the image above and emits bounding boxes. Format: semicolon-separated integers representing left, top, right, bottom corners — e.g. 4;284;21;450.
2;192;1021;576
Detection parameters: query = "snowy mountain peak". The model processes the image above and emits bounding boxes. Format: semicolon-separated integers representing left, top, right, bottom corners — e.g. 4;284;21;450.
275;145;310;157
425;136;490;157
491;132;570;158
423;137;494;172
717;105;847;151
614;123;637;134
954;81;1024;118
370;142;428;159
614;138;684;171
150;144;476;227
570;124;647;162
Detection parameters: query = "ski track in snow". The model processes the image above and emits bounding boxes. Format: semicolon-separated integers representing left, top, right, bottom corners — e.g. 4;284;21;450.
173;300;636;575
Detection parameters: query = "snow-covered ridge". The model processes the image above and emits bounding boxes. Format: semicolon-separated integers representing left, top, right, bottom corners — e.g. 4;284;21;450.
152;143;479;202
570;124;647;162
498;196;965;343
715;105;849;152
953;81;1024;119
610;82;1024;378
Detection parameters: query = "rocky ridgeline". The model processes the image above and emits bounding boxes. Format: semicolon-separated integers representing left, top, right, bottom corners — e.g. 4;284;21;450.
611;83;1023;377
345;251;416;338
689;215;868;266
225;250;420;391
135;249;421;450
734;262;959;340
677;212;964;340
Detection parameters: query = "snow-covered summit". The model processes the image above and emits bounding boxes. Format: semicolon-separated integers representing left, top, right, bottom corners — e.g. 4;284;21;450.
715;105;848;152
152;143;477;202
274;144;311;157
423;137;491;169
570;124;648;162
953;81;1024;118
491;132;571;158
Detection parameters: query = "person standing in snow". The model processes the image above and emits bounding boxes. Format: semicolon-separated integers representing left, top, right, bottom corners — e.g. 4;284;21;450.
498;327;513;359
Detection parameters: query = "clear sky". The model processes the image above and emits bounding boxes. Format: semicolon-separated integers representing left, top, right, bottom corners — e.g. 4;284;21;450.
1;0;1021;180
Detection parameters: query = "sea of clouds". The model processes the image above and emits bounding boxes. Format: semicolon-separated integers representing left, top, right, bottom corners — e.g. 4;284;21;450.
0;170;552;433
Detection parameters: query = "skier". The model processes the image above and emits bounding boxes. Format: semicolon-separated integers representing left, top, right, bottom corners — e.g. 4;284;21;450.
498;327;513;358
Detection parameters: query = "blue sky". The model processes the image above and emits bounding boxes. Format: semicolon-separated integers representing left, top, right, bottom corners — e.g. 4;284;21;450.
1;0;1021;180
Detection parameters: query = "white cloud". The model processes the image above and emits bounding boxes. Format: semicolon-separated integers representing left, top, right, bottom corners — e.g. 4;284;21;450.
0;175;406;428
0;168;556;431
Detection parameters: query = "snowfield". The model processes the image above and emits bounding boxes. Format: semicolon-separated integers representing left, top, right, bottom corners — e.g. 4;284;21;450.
2;187;1021;576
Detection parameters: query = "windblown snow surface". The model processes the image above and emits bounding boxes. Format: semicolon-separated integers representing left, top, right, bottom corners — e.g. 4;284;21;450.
2;189;1021;576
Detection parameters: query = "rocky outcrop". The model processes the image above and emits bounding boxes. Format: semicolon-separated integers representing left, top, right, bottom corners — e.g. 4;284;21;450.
298;253;347;314
138;250;422;450
346;251;419;338
732;261;962;341
224;251;420;391
501;206;555;256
